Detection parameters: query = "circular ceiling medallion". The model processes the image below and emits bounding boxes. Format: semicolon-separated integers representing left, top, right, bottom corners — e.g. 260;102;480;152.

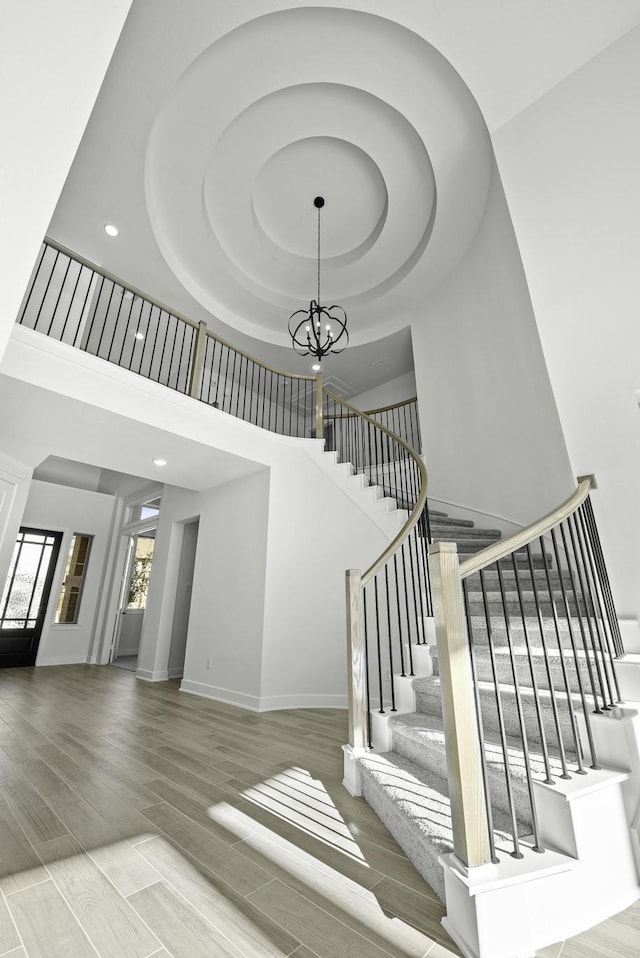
145;7;492;346
252;136;387;260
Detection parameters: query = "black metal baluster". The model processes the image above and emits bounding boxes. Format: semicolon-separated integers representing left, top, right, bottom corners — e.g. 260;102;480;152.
578;503;622;702
393;553;406;677
527;543;571;779
72;266;95;347
496;561;544;852
384;564;397;710
479;567;523;858
552;526;600;768
18;243;47;327
574;507;618;707
46;254;72;337
59;261;84;344
33;248;60;332
96;280;116;359
583;497;624;656
511;554;553;783
538;536;584;774
566;516;609;710
462;578;499;863
400;543;415;676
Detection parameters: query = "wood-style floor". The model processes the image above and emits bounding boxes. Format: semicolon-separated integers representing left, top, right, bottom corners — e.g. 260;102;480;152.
0;666;637;958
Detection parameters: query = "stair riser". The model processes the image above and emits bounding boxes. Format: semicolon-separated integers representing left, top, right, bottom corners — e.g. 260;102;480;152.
431;527;502;539
430;647;595;695
465;617;611;653
464;596;592;617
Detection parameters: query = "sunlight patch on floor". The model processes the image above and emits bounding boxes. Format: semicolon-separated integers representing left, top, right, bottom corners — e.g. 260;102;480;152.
229;765;369;863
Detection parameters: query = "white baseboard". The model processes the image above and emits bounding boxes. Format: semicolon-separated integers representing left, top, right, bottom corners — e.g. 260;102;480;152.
136;668;169;682
117;647;140;657
36;655;88;667
180;679;261;711
167;667;184;679
258;693;348;711
179;680;347;712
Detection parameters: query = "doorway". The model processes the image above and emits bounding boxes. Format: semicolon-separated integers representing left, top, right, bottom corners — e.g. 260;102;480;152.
0;527;63;667
111;529;156;671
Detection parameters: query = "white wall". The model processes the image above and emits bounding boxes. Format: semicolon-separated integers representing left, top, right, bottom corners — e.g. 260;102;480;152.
258;447;391;709
137;485;201;681
168;519;199;677
182;471;269;707
20;479;115;665
492;25;640;622
350;370;417;411
0;453;33;601
0;0;132;361
412;159;574;527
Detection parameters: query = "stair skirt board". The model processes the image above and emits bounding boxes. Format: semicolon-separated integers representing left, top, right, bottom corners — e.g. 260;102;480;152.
345;505;640;958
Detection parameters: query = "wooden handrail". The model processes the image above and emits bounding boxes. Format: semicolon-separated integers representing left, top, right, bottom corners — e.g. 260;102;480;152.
324;388;427;585
324;396;418;419
43;236;315;382
458;475;595;579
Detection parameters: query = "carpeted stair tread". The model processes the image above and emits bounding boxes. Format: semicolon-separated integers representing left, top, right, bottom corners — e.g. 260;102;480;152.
359;751;454;901
429;642;599;691
389;711;577;789
360;750;518;903
412;674;587;750
430;525;502;539
428;515;475;529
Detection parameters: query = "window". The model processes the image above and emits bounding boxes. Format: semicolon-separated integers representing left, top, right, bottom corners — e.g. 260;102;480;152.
126;534;155;610
55;534;93;624
128;496;161;524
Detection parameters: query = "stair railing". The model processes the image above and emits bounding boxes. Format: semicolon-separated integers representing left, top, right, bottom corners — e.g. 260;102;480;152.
360;396;422;455
322;389;430;754
16;239;320;438
430;474;624;868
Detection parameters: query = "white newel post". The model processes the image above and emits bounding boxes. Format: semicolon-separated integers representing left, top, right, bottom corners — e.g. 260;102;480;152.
429;542;491;868
343;568;368;795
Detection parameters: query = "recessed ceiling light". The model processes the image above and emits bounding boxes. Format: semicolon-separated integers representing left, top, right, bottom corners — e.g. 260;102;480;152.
152;458;167;467
104;224;119;237
134;331;145;340
311;363;321;372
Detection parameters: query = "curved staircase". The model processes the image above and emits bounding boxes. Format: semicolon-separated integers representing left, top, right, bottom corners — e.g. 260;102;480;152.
356;499;638;956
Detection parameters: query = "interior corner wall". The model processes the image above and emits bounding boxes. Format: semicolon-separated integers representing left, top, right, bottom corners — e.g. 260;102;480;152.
181;470;269;709
136;484;201;681
350;370;417;411
258;447;390;710
411;158;574;527
20;479;116;666
0;0;132;362
492;24;640;622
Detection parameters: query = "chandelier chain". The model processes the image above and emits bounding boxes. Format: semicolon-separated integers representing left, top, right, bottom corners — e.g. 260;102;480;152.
317;205;321;305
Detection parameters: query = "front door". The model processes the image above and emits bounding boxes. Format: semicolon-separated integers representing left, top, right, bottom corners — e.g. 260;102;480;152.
0;527;63;667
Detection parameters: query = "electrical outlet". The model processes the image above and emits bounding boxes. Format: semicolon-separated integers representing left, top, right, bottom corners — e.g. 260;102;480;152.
206;657;212;670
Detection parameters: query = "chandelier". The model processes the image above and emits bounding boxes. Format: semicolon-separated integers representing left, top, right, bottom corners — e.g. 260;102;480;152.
288;196;348;369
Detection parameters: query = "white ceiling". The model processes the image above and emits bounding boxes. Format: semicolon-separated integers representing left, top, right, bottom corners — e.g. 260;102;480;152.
0;374;262;492
46;0;640;395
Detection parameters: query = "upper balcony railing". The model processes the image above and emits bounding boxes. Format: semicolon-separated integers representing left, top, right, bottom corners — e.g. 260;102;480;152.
17;239;318;438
